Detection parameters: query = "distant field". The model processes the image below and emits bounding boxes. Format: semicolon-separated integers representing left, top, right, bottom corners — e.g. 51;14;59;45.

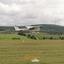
0;40;64;64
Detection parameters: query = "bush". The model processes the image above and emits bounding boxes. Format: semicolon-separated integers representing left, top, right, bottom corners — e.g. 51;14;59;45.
42;37;46;40
27;34;31;38
49;36;53;40
30;35;37;40
18;32;26;36
59;37;64;40
12;37;20;40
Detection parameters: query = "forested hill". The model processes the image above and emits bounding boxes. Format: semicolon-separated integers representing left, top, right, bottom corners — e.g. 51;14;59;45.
34;24;64;34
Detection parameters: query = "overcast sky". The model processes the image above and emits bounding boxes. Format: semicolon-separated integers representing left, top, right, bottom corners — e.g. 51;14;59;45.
0;0;64;26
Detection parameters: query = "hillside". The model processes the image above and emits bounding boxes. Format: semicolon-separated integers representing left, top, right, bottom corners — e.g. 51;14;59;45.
0;24;64;34
34;24;64;34
0;26;15;33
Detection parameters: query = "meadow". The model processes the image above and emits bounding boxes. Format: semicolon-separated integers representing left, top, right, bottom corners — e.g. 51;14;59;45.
0;40;64;64
0;34;30;40
0;33;64;40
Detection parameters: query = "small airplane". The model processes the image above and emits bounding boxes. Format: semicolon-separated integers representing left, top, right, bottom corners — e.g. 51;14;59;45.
14;25;36;32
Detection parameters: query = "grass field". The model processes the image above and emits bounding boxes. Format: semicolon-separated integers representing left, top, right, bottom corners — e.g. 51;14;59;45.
0;40;64;64
0;34;30;40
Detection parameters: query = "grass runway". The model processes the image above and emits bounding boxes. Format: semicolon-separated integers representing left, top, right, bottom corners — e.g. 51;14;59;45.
0;40;64;64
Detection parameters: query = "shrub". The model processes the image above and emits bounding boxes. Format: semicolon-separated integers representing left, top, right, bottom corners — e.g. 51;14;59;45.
18;32;26;36
30;35;37;40
12;37;20;40
59;37;64;40
49;36;53;40
27;34;31;38
42;37;46;40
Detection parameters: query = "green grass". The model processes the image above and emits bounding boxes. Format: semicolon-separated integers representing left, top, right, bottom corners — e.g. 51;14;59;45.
0;40;63;64
0;33;64;40
0;34;30;40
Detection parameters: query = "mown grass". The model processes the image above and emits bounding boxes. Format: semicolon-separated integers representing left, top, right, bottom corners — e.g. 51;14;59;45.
0;40;64;64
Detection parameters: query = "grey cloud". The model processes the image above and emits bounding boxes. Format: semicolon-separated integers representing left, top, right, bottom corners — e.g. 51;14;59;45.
0;0;63;26
0;0;16;4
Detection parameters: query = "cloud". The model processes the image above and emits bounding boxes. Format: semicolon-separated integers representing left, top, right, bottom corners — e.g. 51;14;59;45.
0;0;64;26
0;2;21;13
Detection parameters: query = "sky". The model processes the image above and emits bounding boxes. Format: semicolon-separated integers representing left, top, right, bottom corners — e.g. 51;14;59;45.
0;0;64;26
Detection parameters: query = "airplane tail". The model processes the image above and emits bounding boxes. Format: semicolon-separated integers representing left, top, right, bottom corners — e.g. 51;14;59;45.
14;26;20;31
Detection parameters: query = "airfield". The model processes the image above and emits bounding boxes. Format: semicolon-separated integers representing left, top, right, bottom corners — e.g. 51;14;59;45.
0;34;64;64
